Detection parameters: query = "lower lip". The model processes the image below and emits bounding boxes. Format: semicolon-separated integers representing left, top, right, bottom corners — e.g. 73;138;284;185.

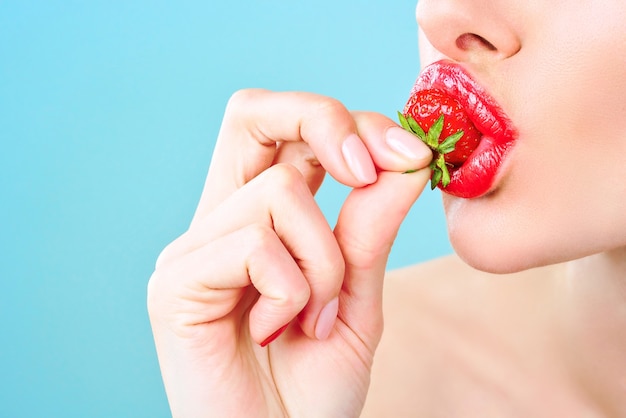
444;135;512;198
413;62;517;198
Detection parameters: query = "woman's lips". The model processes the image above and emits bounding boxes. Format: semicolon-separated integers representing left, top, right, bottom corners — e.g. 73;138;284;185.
411;61;518;198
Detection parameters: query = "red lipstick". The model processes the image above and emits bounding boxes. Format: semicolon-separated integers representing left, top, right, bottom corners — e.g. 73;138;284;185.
409;61;518;198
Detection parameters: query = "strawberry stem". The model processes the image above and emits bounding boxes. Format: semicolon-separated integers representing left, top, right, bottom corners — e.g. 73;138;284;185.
397;111;464;189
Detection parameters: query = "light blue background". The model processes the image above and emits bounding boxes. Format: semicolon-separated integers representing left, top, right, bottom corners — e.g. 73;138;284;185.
0;1;452;416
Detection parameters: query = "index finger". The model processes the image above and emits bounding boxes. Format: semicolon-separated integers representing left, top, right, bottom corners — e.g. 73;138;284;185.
193;89;378;222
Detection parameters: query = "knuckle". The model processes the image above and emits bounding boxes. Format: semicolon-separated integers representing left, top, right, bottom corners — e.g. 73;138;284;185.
303;249;345;292
309;96;348;121
243;224;311;306
263;163;308;194
321;255;346;283
272;280;311;312
225;88;265;115
300;95;354;143
245;223;277;252
336;226;390;271
285;287;311;312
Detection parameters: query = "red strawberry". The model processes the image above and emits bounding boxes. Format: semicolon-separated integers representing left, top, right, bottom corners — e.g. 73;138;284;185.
398;89;482;189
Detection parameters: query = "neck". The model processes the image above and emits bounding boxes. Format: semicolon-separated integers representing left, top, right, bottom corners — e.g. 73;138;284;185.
556;247;626;412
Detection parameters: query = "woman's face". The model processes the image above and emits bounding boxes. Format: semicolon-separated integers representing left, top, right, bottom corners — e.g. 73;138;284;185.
415;0;626;273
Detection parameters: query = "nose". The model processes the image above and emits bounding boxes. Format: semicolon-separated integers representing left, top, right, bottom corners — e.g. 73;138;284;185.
416;0;521;63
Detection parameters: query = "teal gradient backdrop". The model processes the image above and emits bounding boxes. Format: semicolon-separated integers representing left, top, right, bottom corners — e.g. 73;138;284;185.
0;1;452;416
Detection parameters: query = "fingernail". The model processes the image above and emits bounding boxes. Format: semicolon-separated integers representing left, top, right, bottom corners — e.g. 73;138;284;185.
342;134;377;184
260;323;289;347
386;126;432;162
315;297;339;340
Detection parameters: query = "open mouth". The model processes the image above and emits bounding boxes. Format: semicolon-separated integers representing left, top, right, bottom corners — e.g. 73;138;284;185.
408;61;518;198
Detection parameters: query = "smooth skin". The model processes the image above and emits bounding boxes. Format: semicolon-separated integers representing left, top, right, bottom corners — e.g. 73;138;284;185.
148;89;434;417
149;0;626;416
366;0;626;415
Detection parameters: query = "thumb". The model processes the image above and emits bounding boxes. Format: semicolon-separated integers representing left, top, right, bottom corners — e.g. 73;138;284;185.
333;168;431;341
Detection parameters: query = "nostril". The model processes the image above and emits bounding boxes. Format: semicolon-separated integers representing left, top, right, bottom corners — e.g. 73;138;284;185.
456;33;497;52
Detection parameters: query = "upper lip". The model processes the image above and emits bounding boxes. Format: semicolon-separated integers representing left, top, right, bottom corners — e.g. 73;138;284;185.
413;60;516;147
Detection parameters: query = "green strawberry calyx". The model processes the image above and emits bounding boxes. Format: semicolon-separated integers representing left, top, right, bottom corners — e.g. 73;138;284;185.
397;111;464;190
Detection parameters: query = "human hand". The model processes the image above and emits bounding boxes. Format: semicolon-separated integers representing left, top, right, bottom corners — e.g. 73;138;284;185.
147;89;432;417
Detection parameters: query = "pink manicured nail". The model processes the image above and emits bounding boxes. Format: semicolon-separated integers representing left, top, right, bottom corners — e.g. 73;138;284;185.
315;297;339;340
260;324;289;347
342;134;377;184
386;126;433;161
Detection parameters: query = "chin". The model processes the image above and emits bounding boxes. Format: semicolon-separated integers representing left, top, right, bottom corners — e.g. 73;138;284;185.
446;208;620;275
442;192;566;275
449;233;549;275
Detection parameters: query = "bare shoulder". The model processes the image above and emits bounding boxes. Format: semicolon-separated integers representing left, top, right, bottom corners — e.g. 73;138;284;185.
362;255;569;417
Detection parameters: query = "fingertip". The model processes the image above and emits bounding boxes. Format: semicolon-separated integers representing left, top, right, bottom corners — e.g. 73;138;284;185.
385;126;433;168
314;296;339;340
351;112;433;174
